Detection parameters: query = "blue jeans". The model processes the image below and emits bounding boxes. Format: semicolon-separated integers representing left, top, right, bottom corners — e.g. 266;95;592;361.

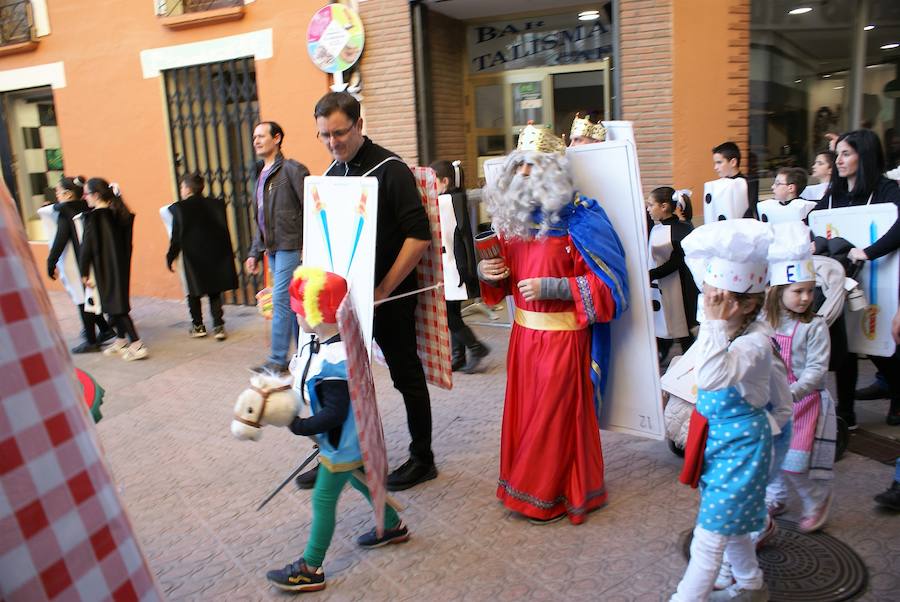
268;250;300;366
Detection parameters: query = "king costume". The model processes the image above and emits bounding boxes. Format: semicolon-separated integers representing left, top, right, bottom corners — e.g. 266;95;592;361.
480;125;629;524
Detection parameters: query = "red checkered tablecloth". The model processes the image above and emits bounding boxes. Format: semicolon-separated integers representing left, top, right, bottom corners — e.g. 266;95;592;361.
337;296;388;536
411;167;452;390
0;186;160;600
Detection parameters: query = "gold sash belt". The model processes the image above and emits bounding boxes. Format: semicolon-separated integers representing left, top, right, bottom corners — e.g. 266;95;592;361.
514;308;581;331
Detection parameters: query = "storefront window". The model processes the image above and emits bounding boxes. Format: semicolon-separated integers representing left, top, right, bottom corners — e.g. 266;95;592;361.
751;0;900;199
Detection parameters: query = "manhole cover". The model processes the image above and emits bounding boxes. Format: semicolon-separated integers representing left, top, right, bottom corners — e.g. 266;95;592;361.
680;519;868;601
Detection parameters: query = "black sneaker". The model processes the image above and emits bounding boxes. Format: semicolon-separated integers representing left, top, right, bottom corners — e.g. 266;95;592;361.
71;341;101;354
386;458;437;491
190;324;207;338
98;329;117;344
357;521;410;548
266;558;325;592
251;361;289;376
838;412;858;431
214;325;227;341
855;382;888;400
462;342;489;374
874;481;900;510
527;513;566;525
295;464;319;490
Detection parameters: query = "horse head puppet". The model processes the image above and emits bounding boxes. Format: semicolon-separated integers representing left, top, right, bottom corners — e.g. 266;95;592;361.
231;373;300;441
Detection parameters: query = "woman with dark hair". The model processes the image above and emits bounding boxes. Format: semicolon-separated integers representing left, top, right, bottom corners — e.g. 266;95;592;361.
801;150;835;201
80;178;149;361
812;129;900;427
430;159;489;372
42;175;114;353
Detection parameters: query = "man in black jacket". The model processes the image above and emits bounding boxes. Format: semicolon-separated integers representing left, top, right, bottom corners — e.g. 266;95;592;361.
297;92;436;492
245;122;310;374
166;172;239;340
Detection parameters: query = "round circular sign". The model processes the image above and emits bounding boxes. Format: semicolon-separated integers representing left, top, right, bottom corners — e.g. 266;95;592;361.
307;4;365;74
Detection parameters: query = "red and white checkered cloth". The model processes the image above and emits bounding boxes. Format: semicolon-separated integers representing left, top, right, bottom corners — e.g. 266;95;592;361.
336;296;388;536
410;167;452;390
0;187;160;600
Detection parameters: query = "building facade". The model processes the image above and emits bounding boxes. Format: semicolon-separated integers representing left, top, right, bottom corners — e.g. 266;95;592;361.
2;0;896;302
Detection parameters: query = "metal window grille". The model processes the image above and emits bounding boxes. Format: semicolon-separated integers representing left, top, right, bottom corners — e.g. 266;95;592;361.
0;0;34;46
158;0;243;18
162;57;260;305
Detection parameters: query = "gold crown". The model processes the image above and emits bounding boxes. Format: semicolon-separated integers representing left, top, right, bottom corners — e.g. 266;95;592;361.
570;114;606;142
516;122;566;154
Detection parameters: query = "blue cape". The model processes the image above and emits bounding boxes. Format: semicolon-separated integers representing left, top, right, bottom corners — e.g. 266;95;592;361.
534;195;629;417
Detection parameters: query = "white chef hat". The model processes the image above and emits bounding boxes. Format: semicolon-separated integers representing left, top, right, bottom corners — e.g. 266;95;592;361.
768;222;815;286
682;218;773;293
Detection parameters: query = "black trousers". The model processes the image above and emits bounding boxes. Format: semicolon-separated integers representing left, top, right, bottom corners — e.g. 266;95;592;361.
657;335;695;360
835;347;900;418
187;293;224;327
373;294;433;465
446;300;480;350
78;304;110;344
109;313;139;343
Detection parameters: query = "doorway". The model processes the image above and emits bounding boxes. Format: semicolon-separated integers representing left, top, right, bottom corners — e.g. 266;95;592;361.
467;60;611;179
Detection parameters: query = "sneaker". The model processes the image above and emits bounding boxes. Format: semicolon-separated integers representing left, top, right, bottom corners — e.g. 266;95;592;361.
190;324;207;338
214;325;227;341
451;347;466;372
799;493;832;533
356;521;410;549
709;583;769;601
102;339;128;356
766;500;787;517
122;342;149;362
752;514;777;549
71;341;101;354
250;361;289;376
528;513;567;525
855;381;888;400
714;561;734;591
873;480;900;510
265;558;325;593
98;329;117;344
386;458;437;491
294;465;319;490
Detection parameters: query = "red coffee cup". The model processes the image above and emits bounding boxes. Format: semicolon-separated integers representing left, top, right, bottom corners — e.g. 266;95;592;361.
474;230;502;261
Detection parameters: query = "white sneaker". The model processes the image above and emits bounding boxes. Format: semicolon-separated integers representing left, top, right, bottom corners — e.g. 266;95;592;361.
709;583;769;601
102;339;128;356
122;342;149;361
714;561;734;590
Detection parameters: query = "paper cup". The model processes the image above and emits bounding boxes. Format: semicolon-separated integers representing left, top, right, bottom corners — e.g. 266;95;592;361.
474;230;502;261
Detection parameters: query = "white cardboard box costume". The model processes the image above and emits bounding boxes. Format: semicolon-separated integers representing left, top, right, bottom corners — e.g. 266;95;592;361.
757;198;817;225
438;192;468;301
302;176;379;353
703;177;748;223
158;204;190;296
37;203;85;305
808;204;899;357
484;123;665;441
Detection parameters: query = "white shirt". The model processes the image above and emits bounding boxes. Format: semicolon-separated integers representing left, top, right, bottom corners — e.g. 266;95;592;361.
695;319;792;428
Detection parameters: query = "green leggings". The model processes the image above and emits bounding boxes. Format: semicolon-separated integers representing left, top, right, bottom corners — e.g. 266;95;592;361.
304;465;400;568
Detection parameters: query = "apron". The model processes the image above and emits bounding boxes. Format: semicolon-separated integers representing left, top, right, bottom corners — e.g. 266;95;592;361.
775;321;821;473
649;223;689;339
696;385;772;536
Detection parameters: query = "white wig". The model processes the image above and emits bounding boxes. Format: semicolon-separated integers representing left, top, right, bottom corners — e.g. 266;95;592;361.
483;150;575;239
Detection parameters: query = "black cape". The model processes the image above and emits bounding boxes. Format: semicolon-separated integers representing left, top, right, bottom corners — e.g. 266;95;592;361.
79;207;134;315
166;195;238;296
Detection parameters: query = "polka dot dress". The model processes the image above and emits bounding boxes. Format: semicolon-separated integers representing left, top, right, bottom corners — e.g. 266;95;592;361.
696;386;772;536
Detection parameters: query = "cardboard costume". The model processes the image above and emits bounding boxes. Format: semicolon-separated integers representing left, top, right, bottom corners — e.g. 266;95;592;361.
649;215;698;339
480;125;629;524
703;177;749;223
757;198;817;224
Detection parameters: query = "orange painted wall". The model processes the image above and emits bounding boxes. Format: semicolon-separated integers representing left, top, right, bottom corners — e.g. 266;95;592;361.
1;0;331;299
672;0;750;222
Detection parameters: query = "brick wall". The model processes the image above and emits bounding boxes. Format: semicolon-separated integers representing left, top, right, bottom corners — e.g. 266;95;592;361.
426;10;468;175
619;0;674;194
357;0;418;164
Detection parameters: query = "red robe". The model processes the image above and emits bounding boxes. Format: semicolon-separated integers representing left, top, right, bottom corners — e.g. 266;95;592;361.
482;234;615;523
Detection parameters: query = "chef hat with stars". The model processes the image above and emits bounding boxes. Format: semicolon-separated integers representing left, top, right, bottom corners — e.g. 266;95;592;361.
768;222;815;286
682;218;773;293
